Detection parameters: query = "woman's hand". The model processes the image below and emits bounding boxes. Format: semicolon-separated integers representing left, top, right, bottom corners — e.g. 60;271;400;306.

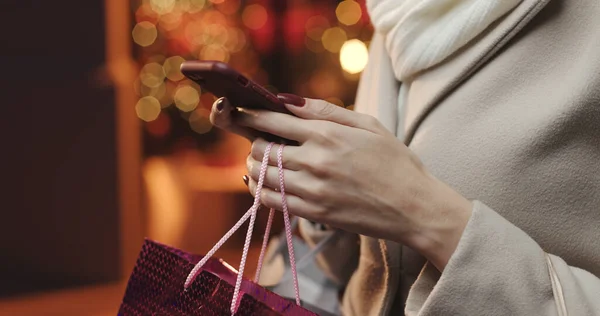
238;95;473;271
209;97;261;141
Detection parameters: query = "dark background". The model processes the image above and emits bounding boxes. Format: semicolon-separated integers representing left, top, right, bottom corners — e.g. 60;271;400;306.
0;0;120;297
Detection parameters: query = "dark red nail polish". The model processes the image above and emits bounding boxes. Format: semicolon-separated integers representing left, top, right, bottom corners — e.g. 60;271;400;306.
216;98;226;111
277;93;305;107
242;175;249;186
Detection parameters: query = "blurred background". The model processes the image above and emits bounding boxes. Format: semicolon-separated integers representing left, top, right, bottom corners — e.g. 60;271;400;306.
0;0;372;314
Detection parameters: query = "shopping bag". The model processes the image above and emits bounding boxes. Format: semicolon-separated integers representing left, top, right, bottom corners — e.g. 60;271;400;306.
118;239;313;315
119;143;316;315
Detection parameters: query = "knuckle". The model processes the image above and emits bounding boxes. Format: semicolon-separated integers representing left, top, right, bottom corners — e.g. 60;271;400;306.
364;115;381;129
307;181;328;200
250;141;260;158
309;155;335;177
315;101;336;117
260;190;277;209
310;204;330;222
251;139;269;161
313;124;338;144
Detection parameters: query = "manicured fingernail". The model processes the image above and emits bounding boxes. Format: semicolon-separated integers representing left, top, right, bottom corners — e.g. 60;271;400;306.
277;93;305;107
216;98;226;111
242;175;249;186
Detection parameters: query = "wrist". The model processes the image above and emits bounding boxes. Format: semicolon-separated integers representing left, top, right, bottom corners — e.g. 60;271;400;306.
406;174;473;271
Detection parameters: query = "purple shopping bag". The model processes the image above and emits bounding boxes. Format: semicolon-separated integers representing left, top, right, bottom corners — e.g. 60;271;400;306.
119;142;318;315
118;239;315;315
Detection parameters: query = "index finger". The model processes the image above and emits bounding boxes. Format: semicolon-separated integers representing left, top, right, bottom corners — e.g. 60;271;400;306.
210;97;259;141
234;108;316;143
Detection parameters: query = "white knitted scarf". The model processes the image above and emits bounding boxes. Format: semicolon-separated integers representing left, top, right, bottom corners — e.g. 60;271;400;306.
367;0;522;81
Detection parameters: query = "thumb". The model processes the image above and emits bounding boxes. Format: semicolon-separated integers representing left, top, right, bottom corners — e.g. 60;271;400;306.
277;94;386;134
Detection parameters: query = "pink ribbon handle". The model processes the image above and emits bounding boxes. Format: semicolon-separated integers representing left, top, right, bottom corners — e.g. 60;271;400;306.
184;143;300;315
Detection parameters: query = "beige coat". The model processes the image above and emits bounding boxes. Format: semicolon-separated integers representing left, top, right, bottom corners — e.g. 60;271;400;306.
300;0;600;315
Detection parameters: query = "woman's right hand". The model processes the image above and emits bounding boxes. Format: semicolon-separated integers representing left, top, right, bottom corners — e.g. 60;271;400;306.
209;97;262;142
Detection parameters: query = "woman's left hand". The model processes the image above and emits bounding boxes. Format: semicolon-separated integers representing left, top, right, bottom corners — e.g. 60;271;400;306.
237;95;473;271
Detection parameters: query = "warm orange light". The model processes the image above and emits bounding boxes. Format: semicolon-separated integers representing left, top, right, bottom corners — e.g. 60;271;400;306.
140;81;167;102
132;21;158;47
146;112;171;137
184;20;204;46
136;96;162;122
309;70;342;99
150;0;176;15
305;37;325;53
135;4;160;24
140;62;166;88
321;27;347;53
163;56;186;81
216;0;241;15
202;24;229;46
340;39;369;74
202;10;227;25
174;85;200;112
200;44;230;62
225;27;247;53
189;108;213;134
160;81;176;107
305;15;330;41
158;12;182;31
336;0;362;26
242;4;268;30
187;0;207;13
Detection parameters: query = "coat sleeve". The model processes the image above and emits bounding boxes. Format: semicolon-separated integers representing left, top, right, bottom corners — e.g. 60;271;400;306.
405;201;600;316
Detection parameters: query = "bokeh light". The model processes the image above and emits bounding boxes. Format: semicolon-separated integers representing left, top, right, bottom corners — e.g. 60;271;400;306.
189;108;213;134
174;85;200;112
160;81;176;107
321;27;347;53
202;10;227;25
146;112;171;138
200;44;230;62
132;21;158;47
136;96;162;122
139;82;167;103
140;62;166;88
305;15;330;41
242;4;268;30
187;0;207;13
339;39;368;74
336;0;362;26
216;0;241;15
163;56;186;81
158;12;182;31
136;4;160;24
309;70;342;99
202;24;229;46
185;20;205;46
224;28;247;53
132;0;375;153
305;37;325;53
150;0;176;15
